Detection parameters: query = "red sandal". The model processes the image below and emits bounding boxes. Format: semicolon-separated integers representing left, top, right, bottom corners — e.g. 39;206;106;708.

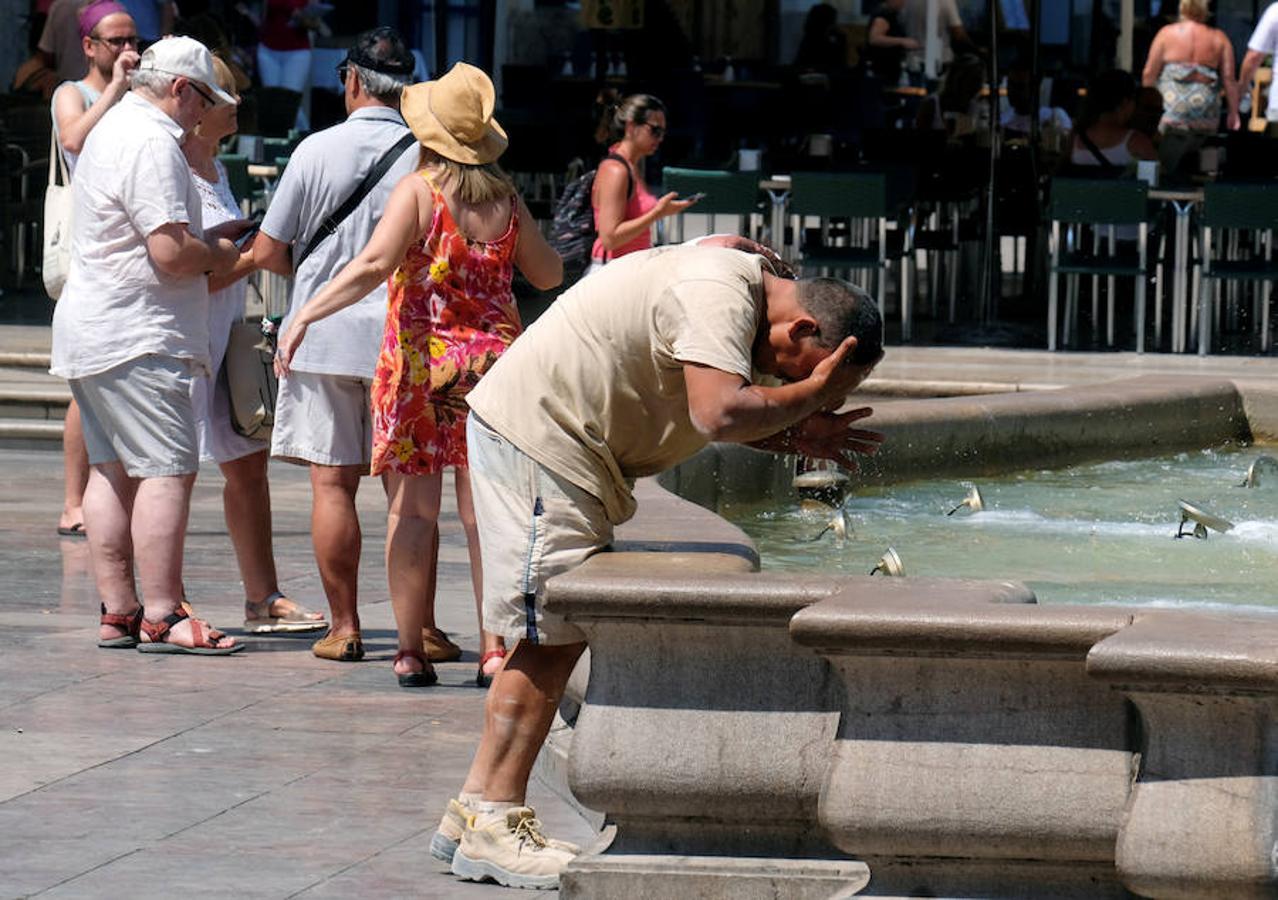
476;647;507;688
394;648;437;688
137;608;243;655
98;603;143;649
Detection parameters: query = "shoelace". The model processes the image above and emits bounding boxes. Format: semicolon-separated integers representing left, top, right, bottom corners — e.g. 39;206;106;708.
512;814;549;850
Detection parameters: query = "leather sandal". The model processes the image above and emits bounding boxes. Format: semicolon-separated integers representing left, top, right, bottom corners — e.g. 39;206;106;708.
476;647;507;688
394;648;437;688
244;592;328;634
137;608;242;655
98;603;143;649
422;627;462;662
312;630;364;661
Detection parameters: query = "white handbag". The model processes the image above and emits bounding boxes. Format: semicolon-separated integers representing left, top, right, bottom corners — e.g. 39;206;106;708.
42;132;74;300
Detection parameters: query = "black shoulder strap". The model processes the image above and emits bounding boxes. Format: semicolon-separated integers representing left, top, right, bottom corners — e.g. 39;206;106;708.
602;151;635;199
1077;130;1120;171
296;131;417;269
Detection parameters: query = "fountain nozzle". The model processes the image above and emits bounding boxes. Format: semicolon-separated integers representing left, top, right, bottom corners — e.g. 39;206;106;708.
869;547;905;577
1238;454;1278;488
794;468;851;507
1175;499;1234;540
946;485;985;517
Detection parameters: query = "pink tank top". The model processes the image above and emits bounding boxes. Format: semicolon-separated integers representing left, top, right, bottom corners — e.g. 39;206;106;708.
591;148;657;262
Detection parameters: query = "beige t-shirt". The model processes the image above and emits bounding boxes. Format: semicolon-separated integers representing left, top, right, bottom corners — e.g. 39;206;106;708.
468;246;765;524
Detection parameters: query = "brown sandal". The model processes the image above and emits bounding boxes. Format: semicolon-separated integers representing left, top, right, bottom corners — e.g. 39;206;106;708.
137;609;243;655
312;630;365;661
422;627;462;662
98;603;143;649
394;648;437;688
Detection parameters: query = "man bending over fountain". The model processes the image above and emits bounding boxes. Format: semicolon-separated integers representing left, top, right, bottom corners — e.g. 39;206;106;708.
434;241;885;890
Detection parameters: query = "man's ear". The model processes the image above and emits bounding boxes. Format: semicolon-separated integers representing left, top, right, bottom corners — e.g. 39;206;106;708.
787;316;820;343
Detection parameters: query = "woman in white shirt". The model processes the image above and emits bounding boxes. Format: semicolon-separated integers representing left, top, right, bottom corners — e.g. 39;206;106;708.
182;56;328;635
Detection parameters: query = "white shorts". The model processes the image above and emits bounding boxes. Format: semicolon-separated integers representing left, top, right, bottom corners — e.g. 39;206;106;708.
270;370;373;468
192;291;267;465
70;354;200;478
467;414;612;647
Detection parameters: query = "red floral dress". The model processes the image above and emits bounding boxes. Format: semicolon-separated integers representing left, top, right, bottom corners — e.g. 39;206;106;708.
370;173;521;475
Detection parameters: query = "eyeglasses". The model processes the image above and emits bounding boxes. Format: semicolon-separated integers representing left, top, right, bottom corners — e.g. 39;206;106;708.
187;81;217;108
336;62;350;86
643;122;666;139
90;34;139;50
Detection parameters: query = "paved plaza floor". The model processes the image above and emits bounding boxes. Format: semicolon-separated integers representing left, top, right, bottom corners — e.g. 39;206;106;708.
0;449;596;899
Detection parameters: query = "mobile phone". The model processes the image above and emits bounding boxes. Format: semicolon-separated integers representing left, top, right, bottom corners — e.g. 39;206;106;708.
234;222;261;250
681;192;706;203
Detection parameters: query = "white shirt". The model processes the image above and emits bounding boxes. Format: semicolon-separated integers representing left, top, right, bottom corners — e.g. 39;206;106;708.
905;0;963;65
261;106;418;380
51;92;208;380
1247;2;1278;118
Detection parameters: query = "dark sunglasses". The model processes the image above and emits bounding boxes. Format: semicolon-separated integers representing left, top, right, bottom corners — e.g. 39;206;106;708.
643;122;666;139
91;34;139;50
336;62;350;86
187;80;217;107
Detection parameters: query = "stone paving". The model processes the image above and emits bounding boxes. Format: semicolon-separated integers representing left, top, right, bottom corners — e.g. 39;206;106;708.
0;448;596;899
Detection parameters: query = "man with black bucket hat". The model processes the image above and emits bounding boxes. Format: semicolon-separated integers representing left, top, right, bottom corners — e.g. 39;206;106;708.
253;27;433;663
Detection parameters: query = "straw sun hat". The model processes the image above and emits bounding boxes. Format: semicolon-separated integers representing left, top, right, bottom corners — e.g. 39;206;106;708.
401;62;508;165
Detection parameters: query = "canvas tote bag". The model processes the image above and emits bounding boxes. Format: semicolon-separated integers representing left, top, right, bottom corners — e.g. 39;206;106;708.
42;132;73;299
220;273;281;441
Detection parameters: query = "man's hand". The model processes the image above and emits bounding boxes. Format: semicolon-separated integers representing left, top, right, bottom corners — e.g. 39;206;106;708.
110;50;140;92
274;320;307;377
696;234;796;278
808;337;883;411
209;237;240;275
789;407;884;471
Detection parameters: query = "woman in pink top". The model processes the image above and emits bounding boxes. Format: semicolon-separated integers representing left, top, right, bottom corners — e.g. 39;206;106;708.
589;93;697;269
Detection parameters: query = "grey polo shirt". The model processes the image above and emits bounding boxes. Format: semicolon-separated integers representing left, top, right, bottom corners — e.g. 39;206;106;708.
262;106;419;379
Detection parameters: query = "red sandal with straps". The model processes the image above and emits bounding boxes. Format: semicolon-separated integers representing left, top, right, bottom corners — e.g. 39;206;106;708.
476;647;507;688
98;603;143;649
137;608;243;655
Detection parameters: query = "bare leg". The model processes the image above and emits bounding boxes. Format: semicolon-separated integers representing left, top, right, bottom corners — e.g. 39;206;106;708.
84;462;139;640
385;470;443;677
133;472;232;648
310;463;364;637
461;640;587;802
454;467;503;659
219;450;278;605
59;399;89;531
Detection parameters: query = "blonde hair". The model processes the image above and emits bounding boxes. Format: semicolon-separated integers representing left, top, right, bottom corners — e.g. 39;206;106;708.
420;147;515;206
1180;0;1210;21
192;56;238;142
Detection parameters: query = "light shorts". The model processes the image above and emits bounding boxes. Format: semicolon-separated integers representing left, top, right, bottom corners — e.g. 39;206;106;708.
271;369;373;468
69;354;200;478
467;413;613;647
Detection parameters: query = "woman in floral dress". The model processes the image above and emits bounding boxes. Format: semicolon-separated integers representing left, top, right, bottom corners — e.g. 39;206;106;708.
276;63;562;686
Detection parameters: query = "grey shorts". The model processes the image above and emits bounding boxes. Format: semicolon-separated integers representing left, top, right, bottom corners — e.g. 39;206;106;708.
467;414;613;647
69;354;200;478
270;370;373;468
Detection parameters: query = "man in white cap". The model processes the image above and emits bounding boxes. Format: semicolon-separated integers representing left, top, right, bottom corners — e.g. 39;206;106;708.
50;35;247;655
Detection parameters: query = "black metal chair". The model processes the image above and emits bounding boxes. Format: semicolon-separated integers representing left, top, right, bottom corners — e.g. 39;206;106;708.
661;167;765;244
1195;182;1278;354
1047;177;1151;351
789;170;914;340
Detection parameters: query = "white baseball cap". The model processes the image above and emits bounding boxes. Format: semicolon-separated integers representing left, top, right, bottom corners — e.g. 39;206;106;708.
136;36;236;105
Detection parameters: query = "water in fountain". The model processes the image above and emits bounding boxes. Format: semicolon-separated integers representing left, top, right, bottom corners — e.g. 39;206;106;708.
724;446;1278;612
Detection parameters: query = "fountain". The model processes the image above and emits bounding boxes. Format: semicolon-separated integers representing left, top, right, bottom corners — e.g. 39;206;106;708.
543;375;1278;900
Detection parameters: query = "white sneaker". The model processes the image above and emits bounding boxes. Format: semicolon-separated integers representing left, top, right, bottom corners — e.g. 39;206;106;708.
432;798;581;864
429;798;469;863
450;806;578;890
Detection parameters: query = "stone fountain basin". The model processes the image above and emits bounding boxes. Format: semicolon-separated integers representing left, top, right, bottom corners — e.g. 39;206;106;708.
542;374;1278;900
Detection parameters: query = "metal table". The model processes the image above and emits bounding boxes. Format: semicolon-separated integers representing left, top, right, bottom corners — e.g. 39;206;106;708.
1148;187;1204;353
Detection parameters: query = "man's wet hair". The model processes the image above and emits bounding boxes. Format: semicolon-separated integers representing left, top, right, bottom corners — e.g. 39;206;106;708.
795;277;884;365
